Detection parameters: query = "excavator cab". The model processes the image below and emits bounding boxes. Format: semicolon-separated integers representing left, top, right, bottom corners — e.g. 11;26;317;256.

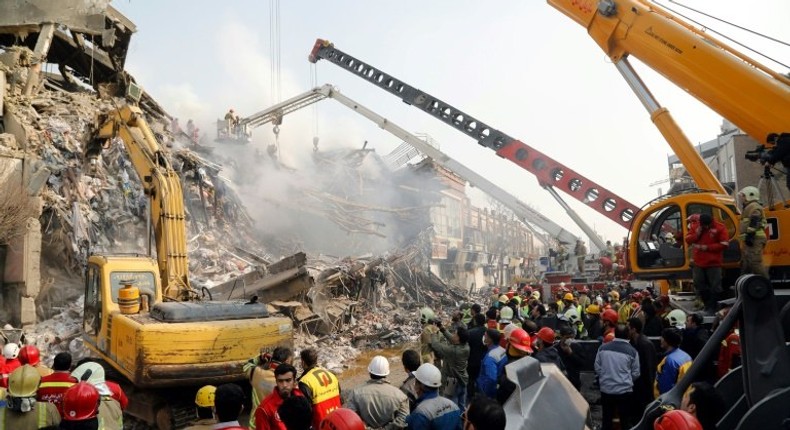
629;193;741;283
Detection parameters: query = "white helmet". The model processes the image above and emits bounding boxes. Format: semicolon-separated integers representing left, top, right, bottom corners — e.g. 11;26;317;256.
503;323;519;341
413;363;442;388
3;343;19;360
666;309;687;328
739;186;760;203
499;306;514;321
419;307;435;324
367;355;390;377
565;308;581;325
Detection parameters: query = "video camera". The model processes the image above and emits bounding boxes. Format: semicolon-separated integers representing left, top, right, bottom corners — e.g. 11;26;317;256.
745;145;768;163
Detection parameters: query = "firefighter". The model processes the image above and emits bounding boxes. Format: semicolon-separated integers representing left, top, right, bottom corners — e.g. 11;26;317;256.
59;382;101;430
71;362;123;430
298;348;341;429
653;409;702;430
18;345;52;378
0;364;61;429
37;352;77;415
183;385;217;429
737;186;769;278
0;343;21;388
319;408;366;430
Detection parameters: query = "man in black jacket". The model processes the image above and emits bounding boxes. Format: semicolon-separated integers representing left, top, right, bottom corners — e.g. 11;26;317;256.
557;326;586;390
628;317;658;412
466;313;487;399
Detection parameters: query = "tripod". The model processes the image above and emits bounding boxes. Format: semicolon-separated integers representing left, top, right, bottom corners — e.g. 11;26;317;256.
757;164;790;208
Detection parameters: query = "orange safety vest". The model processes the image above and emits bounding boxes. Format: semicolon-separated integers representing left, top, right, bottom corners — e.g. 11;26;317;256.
300;366;341;428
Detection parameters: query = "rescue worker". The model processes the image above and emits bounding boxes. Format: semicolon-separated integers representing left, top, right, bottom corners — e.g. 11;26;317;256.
247;346;293;428
344;356;409;429
224;108;240;128
37;352;77;415
577;286;591;312
737;186;769;277
429;322;469;409
405;364;461;430
655;328;692;397
319;408;366;430
585;304;604;340
495;328;533;404
0;364;61;429
558;325;586;390
255;364;305;430
399;350;420;412
680;381;725;430
71;362;123;430
183;385;217;430
653;409;703;430
601;308;619;343
685;213;730;314
298;348;341;429
532;327;565;370
59;382;101;430
0;343;21;388
575;239;587;273
475;329;506;399
213;383;246;430
419;308;440;365
18;346;52;378
628;318;658;412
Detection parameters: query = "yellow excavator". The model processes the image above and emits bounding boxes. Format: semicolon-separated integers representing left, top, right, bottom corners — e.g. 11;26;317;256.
82;104;293;429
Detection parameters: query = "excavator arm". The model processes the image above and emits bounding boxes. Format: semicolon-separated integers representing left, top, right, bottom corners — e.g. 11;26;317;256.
308;39;640;232
89;105;192;300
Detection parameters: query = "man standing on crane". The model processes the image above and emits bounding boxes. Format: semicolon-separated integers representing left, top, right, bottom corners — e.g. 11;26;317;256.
574;239;587;274
684;213;729;314
738;186;769;278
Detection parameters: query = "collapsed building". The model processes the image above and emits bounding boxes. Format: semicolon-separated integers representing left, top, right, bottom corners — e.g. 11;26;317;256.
0;1;541;368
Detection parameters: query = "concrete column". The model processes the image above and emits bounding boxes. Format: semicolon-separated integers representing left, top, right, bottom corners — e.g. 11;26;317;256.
23;23;55;97
3;217;41;326
0;70;5;117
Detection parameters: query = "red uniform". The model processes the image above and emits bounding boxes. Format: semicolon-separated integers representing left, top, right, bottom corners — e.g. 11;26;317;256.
300;366;341;429
37;371;78;414
603;327;615;343
0;358;21;388
254;388;305;430
106;380;129;410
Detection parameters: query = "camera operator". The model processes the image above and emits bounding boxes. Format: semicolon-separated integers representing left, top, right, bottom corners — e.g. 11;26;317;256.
756;133;790;191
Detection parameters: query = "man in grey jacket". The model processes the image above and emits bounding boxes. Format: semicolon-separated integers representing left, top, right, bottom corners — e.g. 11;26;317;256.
430;321;470;410
345;355;409;429
594;324;641;430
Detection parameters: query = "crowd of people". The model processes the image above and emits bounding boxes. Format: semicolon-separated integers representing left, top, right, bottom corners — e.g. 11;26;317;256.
0;281;736;429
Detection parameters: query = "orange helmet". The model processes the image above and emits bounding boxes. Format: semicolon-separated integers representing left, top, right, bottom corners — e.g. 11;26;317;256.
18;345;40;366
509;328;533;354
653;410;702;430
602;309;619;325
62;382;100;421
536;327;556;344
320;408;366;430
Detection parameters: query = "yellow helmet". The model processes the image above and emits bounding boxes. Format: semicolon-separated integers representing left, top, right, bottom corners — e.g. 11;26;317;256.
195;385;216;408
8;364;41;397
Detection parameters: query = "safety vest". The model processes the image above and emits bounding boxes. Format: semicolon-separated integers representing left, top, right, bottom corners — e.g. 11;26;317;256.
0;404;51;429
300;366;341;428
717;331;741;379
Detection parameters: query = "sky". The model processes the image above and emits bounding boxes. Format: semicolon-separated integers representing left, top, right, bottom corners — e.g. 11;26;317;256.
112;0;790;250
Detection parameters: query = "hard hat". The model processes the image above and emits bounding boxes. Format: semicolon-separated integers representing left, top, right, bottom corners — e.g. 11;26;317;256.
499;306;514;321
502;323;519;341
559;282;566;288
419;307;435;324
531;291;541;300
585;304;601;315
563;292;574;301
195;385;216;408
632;291;643;302
666;309;688;328
3;343;20;360
664;232;675;240
62;382;100;421
565;308;581;325
536;327;556;344
580;286;590;294
319;408;366;430
739;186;760;203
498;294;509;304
8;364;41;397
653;409;702;430
602;309;619;325
492;287;500;294
608;290;620;301
71;362;110;396
367;355;390;377
508;328;533;354
413;363;442;388
18;345;40;366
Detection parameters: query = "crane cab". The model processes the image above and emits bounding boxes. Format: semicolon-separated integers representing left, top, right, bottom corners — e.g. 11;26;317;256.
628;193;742;286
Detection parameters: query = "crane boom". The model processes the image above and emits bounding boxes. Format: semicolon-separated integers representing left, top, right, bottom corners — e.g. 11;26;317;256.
235;84;590;249
308;39;640;230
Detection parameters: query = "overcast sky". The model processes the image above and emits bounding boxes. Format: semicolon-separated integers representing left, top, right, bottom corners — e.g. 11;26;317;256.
112;0;790;249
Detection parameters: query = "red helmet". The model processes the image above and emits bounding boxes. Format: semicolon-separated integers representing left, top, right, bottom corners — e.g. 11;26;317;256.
493;287;500;294
320;408;366;430
509;328;534;353
62;382;100;421
536;327;556;344
632;292;643;302
602;309;619;325
580;286;590;294
18;345;40;366
653;410;702;430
